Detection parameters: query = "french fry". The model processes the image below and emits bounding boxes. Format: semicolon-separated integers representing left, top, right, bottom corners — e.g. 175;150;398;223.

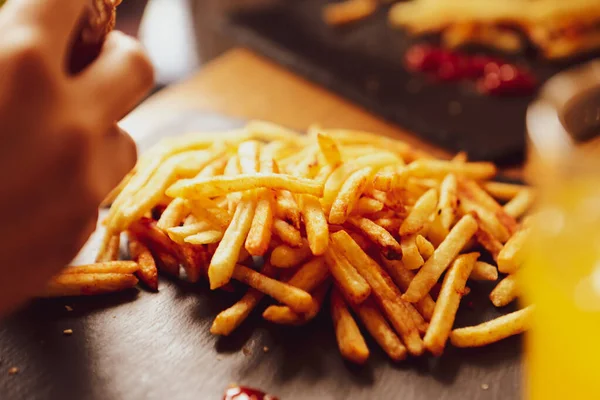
329;167;374;224
351;297;407;361
156;198;190;230
317;132;342;167
323;0;377;26
352;197;384;215
490;274;519;307
152;249;180;277
474;218;504;261
237;140;260;174
245;120;306;144
263;281;330;325
271;240;313;268
347;217;402;260
324;246;371;304
61;261;139;275
208;196;256;289
224;155;242;215
245;189;275;256
272;218;303;248
458;178;518;236
450;306;533;348
331;231;425;356
415;235;435;260
482;181;526;201
400;188;438;236
400;234;424;270
330;287;370;364
299;194;329;256
347;231;371;252
504;188;535;219
232;265;313;313
96;233;121;262
438;174;458;230
179;243;205;283
184;230;224;245
166;222;212;244
380;258;436;321
424;253;478;356
403;214;478;303
129;218;182;264
188;199;230;231
471;261;499;281
407;159;496;180
42;273;139;297
167;174;323;199
374;217;402;234
100;171;132;208
211;264;278;336
459;195;510;243
128;236;159;291
497;227;529;274
426;215;449;247
274;190;301;229
321;129;414;160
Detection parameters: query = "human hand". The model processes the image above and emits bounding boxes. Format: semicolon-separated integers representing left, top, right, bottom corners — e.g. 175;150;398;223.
0;0;154;315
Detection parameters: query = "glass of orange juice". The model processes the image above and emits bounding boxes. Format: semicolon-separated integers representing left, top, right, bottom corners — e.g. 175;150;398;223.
524;61;600;399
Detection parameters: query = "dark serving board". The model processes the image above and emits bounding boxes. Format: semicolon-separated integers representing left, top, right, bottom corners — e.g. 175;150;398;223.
0;112;521;400
225;0;599;162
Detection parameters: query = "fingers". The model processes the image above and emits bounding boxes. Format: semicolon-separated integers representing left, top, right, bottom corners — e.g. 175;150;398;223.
89;125;138;202
78;31;154;121
5;0;89;50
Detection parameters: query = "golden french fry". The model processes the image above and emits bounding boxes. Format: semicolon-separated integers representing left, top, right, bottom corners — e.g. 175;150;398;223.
352;197;384;215
498;227;529;274
62;261;139;275
458;178;518;235
167;173;323;199
245;120;306;144
424;253;478;356
196;156;229;178
374;217;402;234
482;181;526;201
317;132;342;167
324;245;371;304
272;218;303;248
188;199;231;231
504;188;535;219
329;167;374;224
208;196;256;289
490;274;519;307
450;306;533;348
166;221;212;244
368;189;406;214
237;140;260;174
438;174;458;230
270;240;313;268
400;188;438;236
451;151;468;163
415;235;435;260
96;232;121;262
224;155;242;214
274;190;301;229
459;195;510;243
350;297;407;361
400;234;424;270
156;198;190;230
426;215;449;247
211;264;278;336
320;129;414;160
331;231;425;356
299;194;329;256
331;287;370;364
380;258;436;321
403;214;478;303
42;273;138;297
407;159;496;180
347;231;371;252
471;261;499;281
100;171;132;208
263;281;330;325
232;265;313;313
152;249;180;277
128;236;159;291
347;217;402;260
474;218;504;261
245;189;275;256
184;230;224;245
323;0;377;26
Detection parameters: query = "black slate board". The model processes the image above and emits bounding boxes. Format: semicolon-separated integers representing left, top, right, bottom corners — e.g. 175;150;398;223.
225;0;598;162
0;112;522;400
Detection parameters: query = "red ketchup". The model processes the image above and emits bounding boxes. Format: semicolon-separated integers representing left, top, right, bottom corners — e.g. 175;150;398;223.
223;386;279;400
404;44;536;96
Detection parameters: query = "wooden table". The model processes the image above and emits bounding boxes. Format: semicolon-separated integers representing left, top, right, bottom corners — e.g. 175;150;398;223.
125;48;449;159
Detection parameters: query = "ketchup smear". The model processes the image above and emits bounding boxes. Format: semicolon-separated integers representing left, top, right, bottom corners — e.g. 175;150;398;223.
404;44;536;96
223;386;279;400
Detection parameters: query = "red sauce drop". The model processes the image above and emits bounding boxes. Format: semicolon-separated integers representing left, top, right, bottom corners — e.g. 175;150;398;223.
404;44;536;96
223;386;279;400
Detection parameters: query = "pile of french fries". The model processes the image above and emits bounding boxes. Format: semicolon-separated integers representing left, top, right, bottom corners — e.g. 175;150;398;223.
46;121;536;363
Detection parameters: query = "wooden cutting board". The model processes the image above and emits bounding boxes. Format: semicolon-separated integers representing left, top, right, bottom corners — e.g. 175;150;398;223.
0;112;521;400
